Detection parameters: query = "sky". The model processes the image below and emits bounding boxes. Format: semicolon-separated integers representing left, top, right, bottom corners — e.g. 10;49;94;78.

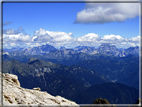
2;0;141;49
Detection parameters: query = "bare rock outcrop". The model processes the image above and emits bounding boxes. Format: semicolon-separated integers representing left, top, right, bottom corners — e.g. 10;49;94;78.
0;72;79;106
93;98;110;104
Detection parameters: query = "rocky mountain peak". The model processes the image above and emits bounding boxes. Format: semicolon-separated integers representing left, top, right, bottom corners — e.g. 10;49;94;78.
126;46;139;51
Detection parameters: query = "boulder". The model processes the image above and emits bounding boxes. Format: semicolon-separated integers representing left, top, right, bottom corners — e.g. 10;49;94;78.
93;98;110;104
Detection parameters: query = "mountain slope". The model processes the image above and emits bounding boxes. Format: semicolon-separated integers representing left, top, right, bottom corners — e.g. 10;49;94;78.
74;82;139;104
3;58;107;100
117;67;139;89
76;55;139;83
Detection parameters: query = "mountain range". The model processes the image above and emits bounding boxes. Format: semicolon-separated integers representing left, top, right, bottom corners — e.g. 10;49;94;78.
74;43;139;57
2;43;140;105
8;44;56;56
4;43;139;57
3;44;140;67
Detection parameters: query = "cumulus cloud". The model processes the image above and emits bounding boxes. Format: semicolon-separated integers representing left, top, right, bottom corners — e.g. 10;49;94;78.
32;34;53;42
46;31;73;43
102;34;128;43
3;33;31;43
75;33;140;48
3;27;140;49
32;28;74;43
75;3;139;24
3;28;75;49
32;28;53;42
77;33;101;42
128;36;140;43
3;27;32;49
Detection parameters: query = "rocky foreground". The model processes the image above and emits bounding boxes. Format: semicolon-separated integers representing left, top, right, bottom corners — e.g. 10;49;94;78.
0;72;79;106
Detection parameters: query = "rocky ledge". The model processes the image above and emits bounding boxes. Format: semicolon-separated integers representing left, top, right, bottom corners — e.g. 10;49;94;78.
0;72;79;106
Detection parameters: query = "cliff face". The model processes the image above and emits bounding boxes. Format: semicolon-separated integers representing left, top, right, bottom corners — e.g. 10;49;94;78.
0;72;79;106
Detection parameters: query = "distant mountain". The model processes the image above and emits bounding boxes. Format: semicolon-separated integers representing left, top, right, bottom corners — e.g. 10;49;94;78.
8;43;139;58
74;46;95;53
123;46;139;56
4;49;135;66
74;82;139;104
4;47;24;53
91;44;139;57
74;44;139;57
9;44;57;56
38;49;94;65
3;58;107;100
96;44;121;56
40;49;125;65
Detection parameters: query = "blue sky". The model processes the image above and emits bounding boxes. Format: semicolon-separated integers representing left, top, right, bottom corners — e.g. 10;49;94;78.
3;2;140;49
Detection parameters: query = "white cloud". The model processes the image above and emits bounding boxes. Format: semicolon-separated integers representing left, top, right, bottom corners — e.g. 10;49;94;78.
3;27;32;48
102;34;127;43
32;28;74;43
46;31;73;42
75;3;139;24
77;33;101;42
34;28;47;36
75;33;140;48
32;34;53;42
3;28;140;49
3;33;31;43
128;36;140;42
128;42;138;47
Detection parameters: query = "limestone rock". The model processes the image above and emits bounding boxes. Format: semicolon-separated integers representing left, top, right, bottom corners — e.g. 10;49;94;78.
3;73;20;87
33;87;41;91
0;72;79;106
